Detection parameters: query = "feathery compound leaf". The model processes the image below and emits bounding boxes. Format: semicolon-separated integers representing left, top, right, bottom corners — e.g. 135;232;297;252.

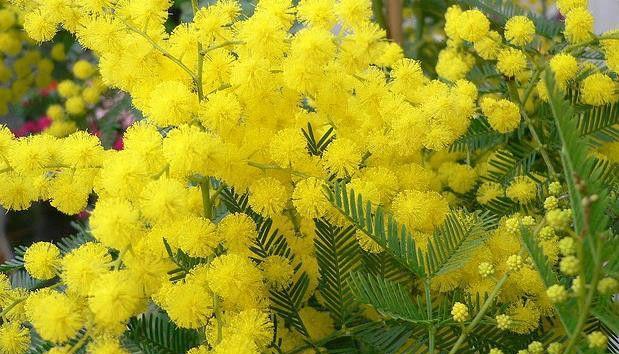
269;272;311;337
349;272;428;323
0;245;26;272
350;321;426;354
302;123;335;156
460;0;564;38
326;182;426;277
577;102;619;141
251;218;294;260
362;251;415;285
545;70;611;242
426;211;496;276
56;232;93;254
486;141;538;183
451;117;507;152
314;218;361;326
124;313;200;354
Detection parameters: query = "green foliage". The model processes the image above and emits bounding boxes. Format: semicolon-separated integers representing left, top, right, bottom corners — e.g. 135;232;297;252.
269;272;310;337
314;218;360;325
302;123;335;156
124;313;200;354
486;141;538;183
0;245;26;272
349;272;428;323
426;211;496;277
326;182;426;277
451;117;506;152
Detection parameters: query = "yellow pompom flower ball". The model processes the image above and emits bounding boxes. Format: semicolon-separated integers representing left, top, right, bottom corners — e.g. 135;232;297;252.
90;198;145;250
559;255;579;275
506;176;537;204
23;11;57;42
206;254;266;310
88;271;144;328
504;16;536;46
506;254;524;271
249;177;288;218
476;181;503;204
61;242;112;297
269;128;308;168
564;7;594;43
495;314;512;330
580;73;617;106
292;177;330;219
57;80;80;98
549;53;579;85
480;97;521;133
392;190;449;233
87;338;129;354
72;60;95;80
546;284;568;303
597;277;618;294
556;0;587;14
65;96;85;116
457;10;490;42
82;86;101;105
260;255;295;290
46;104;65;120
154;280;212;329
322;137;363;177
587;331;607;349
146;81;198;126
299;307;335;341
224;309;274;348
0;9;16;32
451;302;469;322
489;349;503;354
0;322;30;354
23;242;61;280
496;48;528;77
50;43;66;61
217;213;257;255
25;290;84;343
474;31;502;60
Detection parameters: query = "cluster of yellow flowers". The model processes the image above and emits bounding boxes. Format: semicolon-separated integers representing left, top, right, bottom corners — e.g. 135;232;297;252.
0;5;59;115
0;0;616;353
44;59;108;137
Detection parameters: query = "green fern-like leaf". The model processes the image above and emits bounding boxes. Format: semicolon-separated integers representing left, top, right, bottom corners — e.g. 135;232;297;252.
486;141;538;184
251;218;294;260
124;313;200;354
351;321;427;354
270;272;311;337
451;117;506;152
425;211;496;276
349;272;428;324
545;70;611;251
56;233;93;254
0;245;26;272
302;123;335;156
314;218;361;325
577;101;619;141
326;182;427;277
362;251;415;286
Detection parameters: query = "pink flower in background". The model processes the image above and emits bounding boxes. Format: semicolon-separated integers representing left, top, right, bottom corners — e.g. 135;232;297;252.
112;135;124;150
39;81;58;97
13;116;52;137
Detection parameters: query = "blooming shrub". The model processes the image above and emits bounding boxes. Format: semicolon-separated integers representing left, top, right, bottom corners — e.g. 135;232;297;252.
0;0;617;353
